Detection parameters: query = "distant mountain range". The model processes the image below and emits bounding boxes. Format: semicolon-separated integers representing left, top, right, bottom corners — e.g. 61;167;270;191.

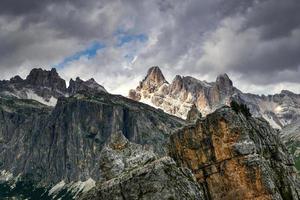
129;66;300;129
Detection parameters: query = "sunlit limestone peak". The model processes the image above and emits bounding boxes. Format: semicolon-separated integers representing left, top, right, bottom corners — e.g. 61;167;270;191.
140;66;168;92
129;66;300;129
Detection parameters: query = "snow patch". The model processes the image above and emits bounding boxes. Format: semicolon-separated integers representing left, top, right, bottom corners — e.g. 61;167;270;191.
0;170;13;182
262;113;281;130
49;178;96;198
49;180;66;195
67;178;96;197
26;89;57;106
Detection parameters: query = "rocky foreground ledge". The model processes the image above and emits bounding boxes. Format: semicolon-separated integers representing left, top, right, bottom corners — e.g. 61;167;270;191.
81;106;300;200
169;107;300;200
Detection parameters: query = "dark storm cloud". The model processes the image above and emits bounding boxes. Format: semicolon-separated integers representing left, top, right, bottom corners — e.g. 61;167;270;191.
244;0;300;40
0;0;300;94
0;0;91;16
220;0;300;84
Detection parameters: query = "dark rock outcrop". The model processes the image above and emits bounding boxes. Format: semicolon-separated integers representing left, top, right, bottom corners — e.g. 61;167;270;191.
25;68;67;92
186;104;202;122
169;107;300;200
68;77;107;95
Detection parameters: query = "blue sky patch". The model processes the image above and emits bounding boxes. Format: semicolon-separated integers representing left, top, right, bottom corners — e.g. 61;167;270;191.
54;41;105;68
116;31;148;47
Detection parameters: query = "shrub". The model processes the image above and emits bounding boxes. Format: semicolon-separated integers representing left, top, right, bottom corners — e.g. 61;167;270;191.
230;100;252;118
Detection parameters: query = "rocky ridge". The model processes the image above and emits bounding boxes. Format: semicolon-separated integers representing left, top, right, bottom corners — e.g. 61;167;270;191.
129;66;300;129
0;68;107;106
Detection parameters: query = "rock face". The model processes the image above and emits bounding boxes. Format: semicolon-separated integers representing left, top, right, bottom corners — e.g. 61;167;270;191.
0;68;107;107
186;104;202;123
129;67;300;129
0;90;184;199
80;133;204;200
81;157;204;200
25;68;67;92
281;119;300;171
98;130;157;181
169;107;300;200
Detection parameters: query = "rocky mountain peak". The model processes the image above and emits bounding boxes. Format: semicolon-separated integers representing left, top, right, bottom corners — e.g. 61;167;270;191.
139;66;168;92
9;75;23;83
129;67;300;129
281;90;296;96
216;73;233;87
215;73;234;98
170;75;184;93
25;68;67;91
68;76;107;95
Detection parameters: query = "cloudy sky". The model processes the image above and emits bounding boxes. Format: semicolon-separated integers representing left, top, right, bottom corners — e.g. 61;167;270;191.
0;0;299;95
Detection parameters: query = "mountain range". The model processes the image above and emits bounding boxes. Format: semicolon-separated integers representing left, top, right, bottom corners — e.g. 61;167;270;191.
0;67;299;199
129;66;300;129
0;68;106;106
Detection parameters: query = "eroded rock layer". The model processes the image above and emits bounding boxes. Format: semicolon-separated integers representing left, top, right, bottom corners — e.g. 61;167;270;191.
169;107;300;200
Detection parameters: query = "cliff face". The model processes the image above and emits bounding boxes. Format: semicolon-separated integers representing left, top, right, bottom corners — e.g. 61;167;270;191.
169;107;300;200
281;119;300;171
0;91;184;199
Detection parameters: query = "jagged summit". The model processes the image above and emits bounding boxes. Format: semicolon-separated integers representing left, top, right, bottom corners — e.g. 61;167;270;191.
139;66;168;91
216;73;233;87
9;75;23;83
68;76;107;95
0;67;106;106
129;67;300;129
145;66;167;82
280;90;298;96
25;68;67;91
129;67;235;119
